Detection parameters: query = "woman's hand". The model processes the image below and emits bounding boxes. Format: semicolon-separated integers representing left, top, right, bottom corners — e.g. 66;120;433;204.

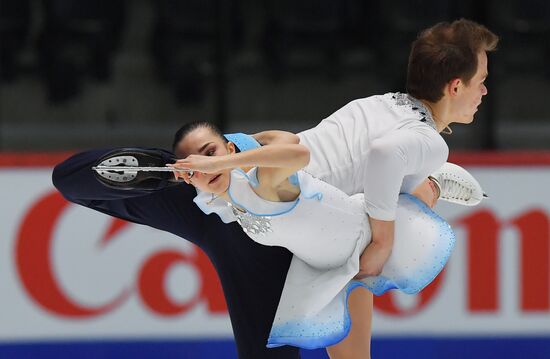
167;155;226;183
175;154;226;173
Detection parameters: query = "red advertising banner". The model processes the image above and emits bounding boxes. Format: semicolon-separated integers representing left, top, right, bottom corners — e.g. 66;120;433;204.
1;152;550;341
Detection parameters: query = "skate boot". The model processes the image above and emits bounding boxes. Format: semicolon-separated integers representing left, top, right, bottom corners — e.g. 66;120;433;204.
92;148;183;190
429;162;488;206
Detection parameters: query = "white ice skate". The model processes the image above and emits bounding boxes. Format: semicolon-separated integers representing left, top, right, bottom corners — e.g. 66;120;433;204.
429;162;488;206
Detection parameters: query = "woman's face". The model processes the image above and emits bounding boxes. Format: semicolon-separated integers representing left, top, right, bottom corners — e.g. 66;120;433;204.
174;127;235;194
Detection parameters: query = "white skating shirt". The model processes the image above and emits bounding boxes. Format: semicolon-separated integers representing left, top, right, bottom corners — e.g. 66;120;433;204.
298;92;448;221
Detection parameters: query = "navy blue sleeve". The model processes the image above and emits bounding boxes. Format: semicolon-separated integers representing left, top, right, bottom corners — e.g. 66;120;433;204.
52;148;203;245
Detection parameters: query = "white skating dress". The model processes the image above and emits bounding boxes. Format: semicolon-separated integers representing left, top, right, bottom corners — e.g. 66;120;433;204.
194;167;455;349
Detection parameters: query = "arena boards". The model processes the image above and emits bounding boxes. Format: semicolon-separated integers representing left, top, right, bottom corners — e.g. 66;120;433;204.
1;152;550;359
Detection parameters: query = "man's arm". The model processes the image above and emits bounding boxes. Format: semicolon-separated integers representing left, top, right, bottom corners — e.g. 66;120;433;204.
52;148;204;243
355;218;394;278
357;128;448;277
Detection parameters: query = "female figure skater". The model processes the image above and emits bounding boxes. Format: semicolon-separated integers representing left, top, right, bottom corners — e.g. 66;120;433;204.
168;18;498;355
169;121;455;352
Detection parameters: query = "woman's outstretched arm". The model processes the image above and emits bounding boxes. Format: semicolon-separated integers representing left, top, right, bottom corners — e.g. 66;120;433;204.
173;143;310;188
252;130;300;145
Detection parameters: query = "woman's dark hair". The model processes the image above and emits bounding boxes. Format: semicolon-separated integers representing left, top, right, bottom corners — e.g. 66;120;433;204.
406;19;499;102
172;121;227;153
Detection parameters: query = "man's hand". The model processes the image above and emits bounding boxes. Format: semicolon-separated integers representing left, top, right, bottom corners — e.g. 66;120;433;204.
355;242;392;279
354;217;394;279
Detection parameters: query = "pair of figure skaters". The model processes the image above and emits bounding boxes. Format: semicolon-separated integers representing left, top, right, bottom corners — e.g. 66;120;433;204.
54;19;497;359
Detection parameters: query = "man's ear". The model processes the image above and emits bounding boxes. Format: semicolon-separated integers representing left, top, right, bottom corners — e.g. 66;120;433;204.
447;78;462;96
227;141;236;154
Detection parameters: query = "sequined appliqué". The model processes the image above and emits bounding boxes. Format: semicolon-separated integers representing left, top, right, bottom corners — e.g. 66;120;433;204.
229;203;273;235
390;93;437;131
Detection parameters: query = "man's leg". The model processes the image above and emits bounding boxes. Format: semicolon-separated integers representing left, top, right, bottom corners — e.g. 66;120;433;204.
326;287;373;359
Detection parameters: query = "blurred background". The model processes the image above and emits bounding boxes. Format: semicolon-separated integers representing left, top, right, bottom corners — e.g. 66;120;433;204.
1;0;550;151
1;0;550;358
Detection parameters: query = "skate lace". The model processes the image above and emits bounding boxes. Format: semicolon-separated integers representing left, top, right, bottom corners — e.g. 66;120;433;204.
442;178;472;201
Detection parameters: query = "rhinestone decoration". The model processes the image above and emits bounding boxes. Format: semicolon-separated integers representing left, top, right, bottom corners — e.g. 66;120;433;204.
228;203;273;236
391;93;437;131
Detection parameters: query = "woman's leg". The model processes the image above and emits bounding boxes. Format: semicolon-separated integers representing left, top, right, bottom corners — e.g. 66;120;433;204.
411;178;439;208
326;287;373;359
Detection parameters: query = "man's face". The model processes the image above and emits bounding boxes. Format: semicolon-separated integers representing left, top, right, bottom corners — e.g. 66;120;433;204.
174;127;234;195
452;51;489;124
